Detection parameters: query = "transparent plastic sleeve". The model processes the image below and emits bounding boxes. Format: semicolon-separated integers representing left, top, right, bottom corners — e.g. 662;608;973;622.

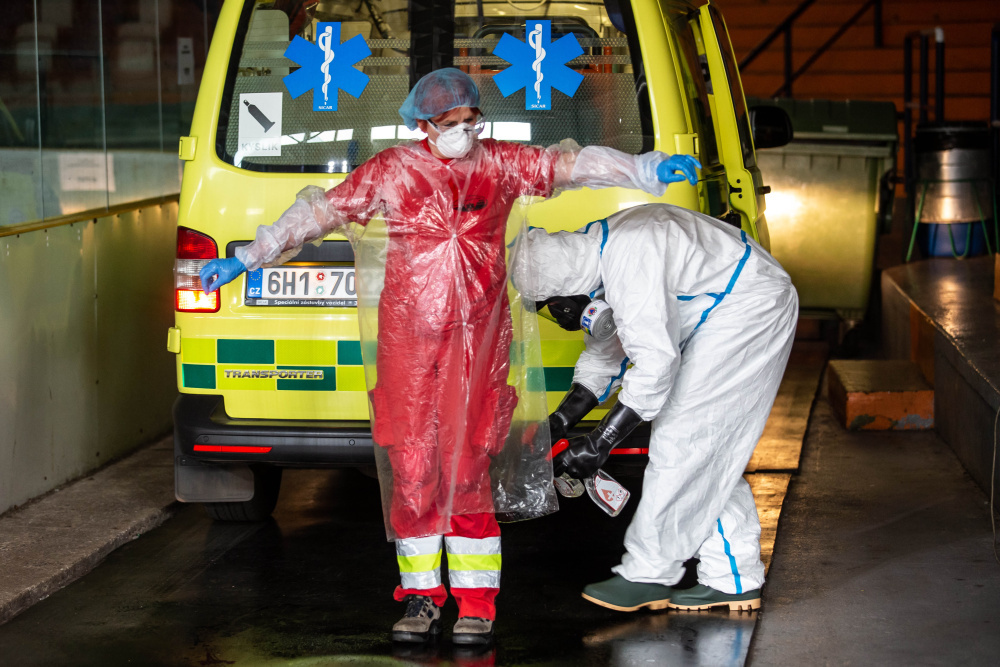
568;146;670;197
235;185;346;272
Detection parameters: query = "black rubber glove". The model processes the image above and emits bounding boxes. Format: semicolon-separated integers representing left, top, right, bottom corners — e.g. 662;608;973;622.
553;401;645;479
548;383;600;443
536;295;592;331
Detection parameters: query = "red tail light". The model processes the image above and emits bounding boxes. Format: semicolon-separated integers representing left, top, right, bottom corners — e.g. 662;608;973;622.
175;227;220;312
193;445;272;454
177;227;218;259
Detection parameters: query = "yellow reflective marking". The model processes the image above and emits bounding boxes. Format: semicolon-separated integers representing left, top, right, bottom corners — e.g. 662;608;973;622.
224;389;369;418
336;366;367;391
446;553;502;572
540;340;586;367
275;339;338;365
397;551;442;573
182;338;215;364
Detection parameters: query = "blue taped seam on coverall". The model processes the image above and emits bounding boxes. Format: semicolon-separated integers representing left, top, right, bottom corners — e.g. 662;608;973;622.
678;231;751;348
598;357;630;402
717;518;743;594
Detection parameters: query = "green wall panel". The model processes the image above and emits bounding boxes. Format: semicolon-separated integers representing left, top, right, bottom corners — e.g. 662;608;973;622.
0;201;178;514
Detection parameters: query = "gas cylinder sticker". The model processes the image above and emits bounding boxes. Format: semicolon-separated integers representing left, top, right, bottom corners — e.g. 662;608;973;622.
238;92;282;157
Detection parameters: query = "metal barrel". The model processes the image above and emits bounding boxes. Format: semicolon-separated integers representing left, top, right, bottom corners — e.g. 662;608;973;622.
914;123;993;224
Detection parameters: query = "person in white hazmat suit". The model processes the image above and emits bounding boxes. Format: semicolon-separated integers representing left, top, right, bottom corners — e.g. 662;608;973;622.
514;203;798;612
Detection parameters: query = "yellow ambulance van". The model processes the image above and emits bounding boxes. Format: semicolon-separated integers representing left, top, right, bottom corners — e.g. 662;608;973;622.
168;0;791;520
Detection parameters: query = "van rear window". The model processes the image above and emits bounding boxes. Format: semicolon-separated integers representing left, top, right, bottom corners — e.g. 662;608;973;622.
217;0;652;173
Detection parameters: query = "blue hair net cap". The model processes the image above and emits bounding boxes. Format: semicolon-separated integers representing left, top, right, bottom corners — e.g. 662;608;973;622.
398;68;481;131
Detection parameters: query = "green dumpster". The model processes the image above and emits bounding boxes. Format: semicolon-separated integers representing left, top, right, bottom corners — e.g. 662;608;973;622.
750;98;898;321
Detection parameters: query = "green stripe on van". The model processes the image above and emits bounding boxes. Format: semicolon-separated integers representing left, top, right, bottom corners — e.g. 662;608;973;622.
337;340;363;365
276;366;336;391
543;367;575;392
183;364;216;389
218;339;274;364
526;366;545;392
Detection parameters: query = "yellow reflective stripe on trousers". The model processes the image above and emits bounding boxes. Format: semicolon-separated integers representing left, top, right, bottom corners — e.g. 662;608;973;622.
397;551;443;573
444;535;501;588
446;553;502;571
396;535;443;590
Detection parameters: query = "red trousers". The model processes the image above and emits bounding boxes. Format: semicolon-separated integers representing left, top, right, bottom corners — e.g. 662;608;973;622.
394;512;501;620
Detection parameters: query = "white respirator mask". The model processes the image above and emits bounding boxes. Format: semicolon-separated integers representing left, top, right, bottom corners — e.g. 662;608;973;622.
429;122;479;159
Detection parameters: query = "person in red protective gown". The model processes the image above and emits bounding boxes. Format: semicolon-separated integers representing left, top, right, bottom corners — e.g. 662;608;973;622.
199;68;698;646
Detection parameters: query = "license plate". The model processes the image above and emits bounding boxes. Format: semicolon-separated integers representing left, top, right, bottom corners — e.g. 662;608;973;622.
245;266;357;307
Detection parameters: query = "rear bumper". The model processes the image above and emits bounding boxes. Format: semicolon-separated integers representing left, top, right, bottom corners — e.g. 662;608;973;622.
173;394;376;466
173;394;652;468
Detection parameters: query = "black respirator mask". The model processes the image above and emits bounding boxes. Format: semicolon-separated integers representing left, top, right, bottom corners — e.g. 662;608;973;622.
535;291;617;341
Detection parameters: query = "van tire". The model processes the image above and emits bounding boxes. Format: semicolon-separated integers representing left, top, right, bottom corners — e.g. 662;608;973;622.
203;465;282;522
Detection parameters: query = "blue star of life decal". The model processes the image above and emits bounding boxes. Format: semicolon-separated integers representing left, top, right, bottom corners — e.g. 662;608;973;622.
491;20;584;111
283;22;371;111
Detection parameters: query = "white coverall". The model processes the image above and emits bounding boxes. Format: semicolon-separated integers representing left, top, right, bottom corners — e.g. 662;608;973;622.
517;203;798;594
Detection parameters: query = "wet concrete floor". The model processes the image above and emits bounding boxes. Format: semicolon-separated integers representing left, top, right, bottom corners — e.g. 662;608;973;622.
0;463;758;666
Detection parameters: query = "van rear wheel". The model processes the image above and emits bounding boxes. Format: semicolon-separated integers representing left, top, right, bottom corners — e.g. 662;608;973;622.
203;465;282;522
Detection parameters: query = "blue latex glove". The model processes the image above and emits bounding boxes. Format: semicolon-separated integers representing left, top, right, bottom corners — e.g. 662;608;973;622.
200;257;247;293
656;155;702;186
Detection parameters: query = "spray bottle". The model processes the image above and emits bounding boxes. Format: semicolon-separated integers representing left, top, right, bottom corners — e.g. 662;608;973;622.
550;439;631;517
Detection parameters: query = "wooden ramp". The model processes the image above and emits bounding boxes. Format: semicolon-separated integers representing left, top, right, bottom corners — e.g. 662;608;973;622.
744;341;827;572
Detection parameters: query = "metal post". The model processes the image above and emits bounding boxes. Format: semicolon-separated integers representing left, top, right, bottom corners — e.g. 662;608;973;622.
993;25;999;133
992;24;999;246
904;36;913;190
783;26;793;97
904;34;915;258
874;0;883;48
935;28;945;122
919;34;929;125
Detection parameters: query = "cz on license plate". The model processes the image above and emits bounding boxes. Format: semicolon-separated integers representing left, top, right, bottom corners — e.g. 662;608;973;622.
245;266;357;307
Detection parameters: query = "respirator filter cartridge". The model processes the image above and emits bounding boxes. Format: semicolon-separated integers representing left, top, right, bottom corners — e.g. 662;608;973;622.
580;299;617;341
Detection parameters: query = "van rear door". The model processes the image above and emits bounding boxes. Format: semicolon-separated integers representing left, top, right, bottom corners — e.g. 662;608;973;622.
695;3;769;247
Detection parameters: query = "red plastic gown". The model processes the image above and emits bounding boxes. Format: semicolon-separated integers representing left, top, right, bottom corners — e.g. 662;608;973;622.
325;138;562;539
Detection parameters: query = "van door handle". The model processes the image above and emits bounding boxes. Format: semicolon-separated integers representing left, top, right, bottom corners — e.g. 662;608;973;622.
729;185;743;193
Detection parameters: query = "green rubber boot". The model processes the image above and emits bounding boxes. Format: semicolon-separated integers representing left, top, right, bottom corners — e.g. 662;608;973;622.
581;575;673;612
667;584;761;612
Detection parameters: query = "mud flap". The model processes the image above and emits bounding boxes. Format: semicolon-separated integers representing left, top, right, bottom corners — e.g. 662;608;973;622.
174;456;254;503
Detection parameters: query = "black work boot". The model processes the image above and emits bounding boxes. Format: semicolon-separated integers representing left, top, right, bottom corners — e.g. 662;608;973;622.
392;595;442;643
452;616;494;645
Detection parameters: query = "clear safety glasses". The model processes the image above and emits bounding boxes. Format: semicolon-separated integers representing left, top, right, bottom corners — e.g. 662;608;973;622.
429;118;486;135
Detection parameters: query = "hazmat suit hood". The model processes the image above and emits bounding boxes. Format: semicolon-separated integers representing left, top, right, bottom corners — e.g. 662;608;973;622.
512;223;605;302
